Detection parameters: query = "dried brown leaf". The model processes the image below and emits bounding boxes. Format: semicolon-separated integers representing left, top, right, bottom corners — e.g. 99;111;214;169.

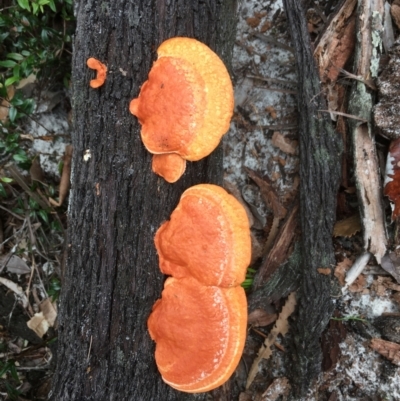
334;257;353;286
0;277;28;308
27;312;49;338
246;17;261;28
30;157;44;183
261;377;290;400
380;252;400;284
0;254;30;274
248;308;277;327
391;4;400;30
271;131;298;155
39;298;57;327
333;214;362;237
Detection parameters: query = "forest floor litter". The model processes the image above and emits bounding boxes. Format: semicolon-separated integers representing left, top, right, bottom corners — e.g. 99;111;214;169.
1;0;400;400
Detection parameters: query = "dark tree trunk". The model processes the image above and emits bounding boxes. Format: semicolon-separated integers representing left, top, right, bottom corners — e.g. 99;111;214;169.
50;1;237;400
281;0;343;397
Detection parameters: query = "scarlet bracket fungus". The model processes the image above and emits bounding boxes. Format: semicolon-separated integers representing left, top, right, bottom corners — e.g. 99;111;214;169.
148;184;251;393
86;57;107;88
152;153;186;184
130;37;234;182
155;184;251;287
384;138;400;219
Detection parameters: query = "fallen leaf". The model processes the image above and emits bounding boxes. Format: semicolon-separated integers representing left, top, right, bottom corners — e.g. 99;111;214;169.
391;4;400;30
246;168;287;218
380;252;400;284
246;17;261;28
370;338;400;366
39;298;57;327
334;257;353;286
371;276;389;297
261;377;290;400
384;138;400;219
265;105;277;119
27;312;49;338
0;277;28;308
333;214;362;237
317;268;331;275
30;157;44;183
271;131;298;155
248;308;277;327
0;254;30;274
260;20;272;32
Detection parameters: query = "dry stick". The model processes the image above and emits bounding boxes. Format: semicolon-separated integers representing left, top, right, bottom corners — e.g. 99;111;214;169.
347;0;387;265
282;0;342;396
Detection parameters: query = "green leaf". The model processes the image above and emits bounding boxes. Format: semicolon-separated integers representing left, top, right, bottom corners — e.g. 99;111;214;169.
7;53;24;61
49;0;56;12
38;0;50;5
38;209;49;224
5;76;19;87
0;60;17;68
17;0;31;11
1;177;13;183
8;106;17;122
13;152;28;163
9;362;20;383
0;183;6;197
32;3;39;14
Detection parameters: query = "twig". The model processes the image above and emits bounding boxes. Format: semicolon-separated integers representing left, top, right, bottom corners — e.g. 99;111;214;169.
253;33;295;53
247;74;297;87
0;204;25;221
318;109;368;122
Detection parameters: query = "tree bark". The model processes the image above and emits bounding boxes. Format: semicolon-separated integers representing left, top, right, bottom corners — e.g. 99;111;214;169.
282;0;342;397
50;1;237;400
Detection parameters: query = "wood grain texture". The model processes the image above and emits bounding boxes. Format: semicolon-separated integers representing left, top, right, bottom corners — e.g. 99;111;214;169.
50;1;237;400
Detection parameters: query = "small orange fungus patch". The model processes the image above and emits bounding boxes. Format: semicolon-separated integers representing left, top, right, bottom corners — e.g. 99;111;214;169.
148;184;251;393
130;37;234;182
86;57;107;88
152;153;186;184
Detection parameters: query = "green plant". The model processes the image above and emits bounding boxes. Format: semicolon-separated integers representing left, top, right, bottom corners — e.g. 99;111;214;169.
331;315;367;323
0;0;74;165
0;360;21;400
242;267;256;290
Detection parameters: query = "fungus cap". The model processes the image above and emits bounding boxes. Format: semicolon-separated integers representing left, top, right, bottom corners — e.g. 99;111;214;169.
155;184;251;287
147;276;247;393
129;37;234;180
152;153;186;184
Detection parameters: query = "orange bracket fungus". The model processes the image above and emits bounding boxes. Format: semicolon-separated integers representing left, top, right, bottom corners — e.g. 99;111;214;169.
86;57;107;88
130;37;234;183
148;184;251;393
